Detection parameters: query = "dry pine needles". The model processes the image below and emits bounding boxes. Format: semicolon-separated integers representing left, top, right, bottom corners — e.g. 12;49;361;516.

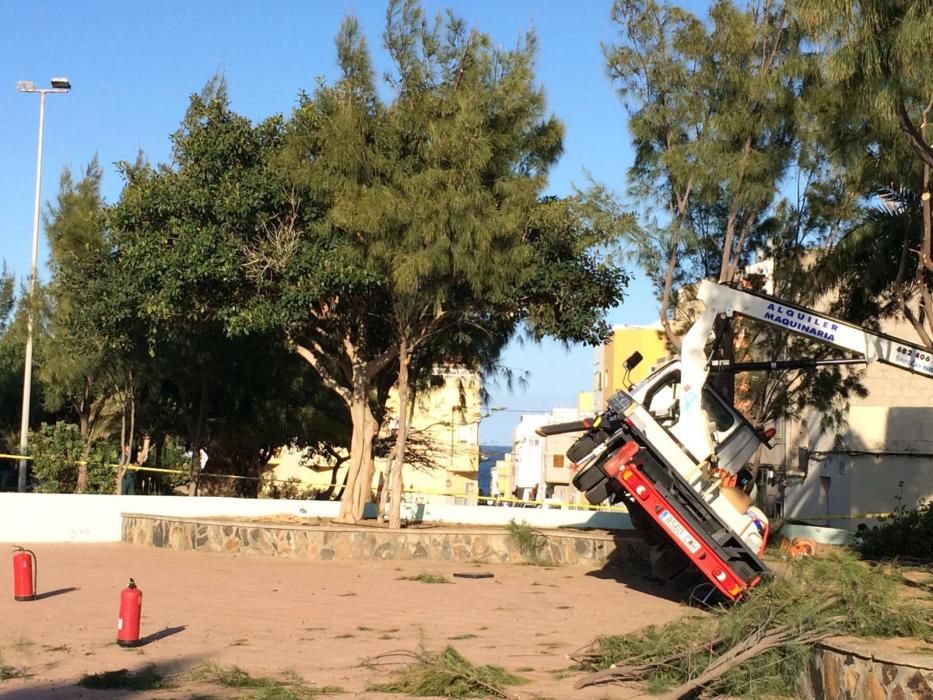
571;551;932;699
367;646;526;698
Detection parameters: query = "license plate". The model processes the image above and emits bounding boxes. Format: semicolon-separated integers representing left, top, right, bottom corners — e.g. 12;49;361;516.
658;509;701;554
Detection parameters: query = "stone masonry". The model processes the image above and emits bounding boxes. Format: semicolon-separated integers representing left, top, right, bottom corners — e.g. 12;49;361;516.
121;513;637;567
800;637;933;700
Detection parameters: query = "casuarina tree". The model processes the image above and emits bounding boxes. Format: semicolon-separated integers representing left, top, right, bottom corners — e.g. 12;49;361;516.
244;0;628;524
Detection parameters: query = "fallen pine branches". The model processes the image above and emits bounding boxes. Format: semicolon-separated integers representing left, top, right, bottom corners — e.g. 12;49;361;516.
366;645;527;698
573;551;933;698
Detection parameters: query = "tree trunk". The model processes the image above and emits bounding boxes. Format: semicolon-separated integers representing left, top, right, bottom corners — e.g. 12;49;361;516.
659;224;682;349
319;451;349;500
115;393;127;495
922;163;931;271
292;337;394;523
336;374;378;523
187;377;209;497
76;399;90;494
379;456;392;519
389;337;412;529
76;443;90;494
115;377;136;495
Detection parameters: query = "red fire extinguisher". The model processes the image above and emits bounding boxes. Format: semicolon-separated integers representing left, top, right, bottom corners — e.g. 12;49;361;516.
117;578;142;647
12;546;37;602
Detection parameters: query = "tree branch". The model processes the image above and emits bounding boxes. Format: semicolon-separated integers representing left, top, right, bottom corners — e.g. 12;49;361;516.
896;101;933;169
293;342;352;402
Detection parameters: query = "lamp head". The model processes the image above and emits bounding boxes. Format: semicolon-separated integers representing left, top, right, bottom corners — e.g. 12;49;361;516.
16;80;36;92
50;77;71;90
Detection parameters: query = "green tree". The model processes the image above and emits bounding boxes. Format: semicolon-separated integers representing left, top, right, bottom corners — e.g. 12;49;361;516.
0;263;24;485
111;79;342;495
605;0;710;346
794;0;933;349
606;0;806;350
246;2;627;524
29;421;115;494
41;159;117;492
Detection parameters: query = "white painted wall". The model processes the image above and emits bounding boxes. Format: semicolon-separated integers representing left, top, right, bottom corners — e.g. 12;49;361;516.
785;404;933;530
0;493;631;543
0;494;339;543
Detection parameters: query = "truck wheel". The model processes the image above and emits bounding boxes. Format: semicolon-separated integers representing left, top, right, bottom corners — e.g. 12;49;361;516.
649;543;691;580
626;500;668;547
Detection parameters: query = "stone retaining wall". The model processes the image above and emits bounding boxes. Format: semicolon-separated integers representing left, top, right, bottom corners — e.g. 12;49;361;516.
121;513;634;567
802;637;933;700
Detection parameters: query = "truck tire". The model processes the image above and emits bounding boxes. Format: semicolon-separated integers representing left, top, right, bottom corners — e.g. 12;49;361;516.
649;542;691;580
626;499;669;547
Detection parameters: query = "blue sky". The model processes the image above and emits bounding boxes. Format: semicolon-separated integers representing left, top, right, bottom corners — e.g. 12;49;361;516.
0;1;709;444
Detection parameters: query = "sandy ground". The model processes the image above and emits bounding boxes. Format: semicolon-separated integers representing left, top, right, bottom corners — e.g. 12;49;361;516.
0;543;689;699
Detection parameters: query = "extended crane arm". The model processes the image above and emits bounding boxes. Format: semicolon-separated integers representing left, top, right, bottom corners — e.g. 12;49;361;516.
675;280;933;461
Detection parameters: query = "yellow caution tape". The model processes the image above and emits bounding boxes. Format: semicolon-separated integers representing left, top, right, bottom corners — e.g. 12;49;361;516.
789;513;890;521
0;453;891;516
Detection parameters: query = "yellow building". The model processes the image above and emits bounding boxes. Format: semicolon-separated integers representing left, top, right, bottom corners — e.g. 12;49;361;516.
593;324;668;411
577;391;594;416
265;367;483;504
378;367;483;503
491;452;513;499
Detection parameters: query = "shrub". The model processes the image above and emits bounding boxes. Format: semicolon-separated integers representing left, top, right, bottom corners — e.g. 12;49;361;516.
29;421;115;494
506;520;554;566
855;500;933;560
261;474;324;500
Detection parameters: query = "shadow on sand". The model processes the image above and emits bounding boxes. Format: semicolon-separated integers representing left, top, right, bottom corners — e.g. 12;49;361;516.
585;533;706;604
136;625;187;646
32;587;79;601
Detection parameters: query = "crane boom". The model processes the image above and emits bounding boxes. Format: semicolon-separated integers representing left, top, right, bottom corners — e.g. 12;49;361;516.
675;280;933;461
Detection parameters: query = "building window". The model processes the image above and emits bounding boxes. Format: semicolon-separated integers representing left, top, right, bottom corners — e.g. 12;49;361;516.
553;455;565;468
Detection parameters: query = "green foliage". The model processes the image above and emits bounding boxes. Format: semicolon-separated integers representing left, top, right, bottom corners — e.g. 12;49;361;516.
28;422;115;494
107;79;346;492
240;0;627;523
579;552;932;698
370;646;526;698
41;159;116;426
857;500;933;561
607;0;805;299
793;0;933;171
186;662;338;699
519;197;631;346
261;476;325;501
505;520;554;566
0;650;25;681
0;263;13;333
398;572;450;584
77;665;167;691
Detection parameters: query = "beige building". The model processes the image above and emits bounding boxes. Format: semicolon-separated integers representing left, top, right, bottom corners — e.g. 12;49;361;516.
593;324;669;411
770;311;933;527
266;367;483;504
734;258;933;526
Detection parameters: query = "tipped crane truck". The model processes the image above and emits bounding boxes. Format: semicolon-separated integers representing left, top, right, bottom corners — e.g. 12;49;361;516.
538;280;933;601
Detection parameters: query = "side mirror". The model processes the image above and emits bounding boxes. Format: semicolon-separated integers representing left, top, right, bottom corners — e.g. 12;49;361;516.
623;351;643;371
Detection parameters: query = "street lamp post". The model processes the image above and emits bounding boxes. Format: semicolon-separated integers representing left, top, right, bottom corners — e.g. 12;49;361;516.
16;77;71;492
